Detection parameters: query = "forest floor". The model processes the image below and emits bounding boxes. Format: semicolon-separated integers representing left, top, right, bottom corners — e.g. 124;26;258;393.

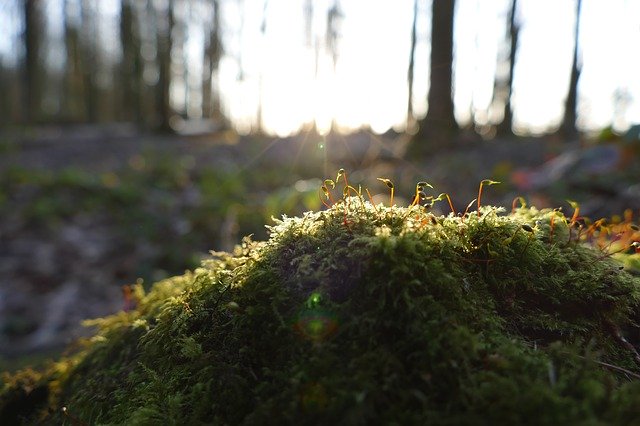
1;124;638;370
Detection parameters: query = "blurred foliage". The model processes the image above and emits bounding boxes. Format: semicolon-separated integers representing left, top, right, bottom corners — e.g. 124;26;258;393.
0;153;322;284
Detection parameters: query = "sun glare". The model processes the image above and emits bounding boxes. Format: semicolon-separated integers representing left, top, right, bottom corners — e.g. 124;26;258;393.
0;0;639;134
214;0;640;137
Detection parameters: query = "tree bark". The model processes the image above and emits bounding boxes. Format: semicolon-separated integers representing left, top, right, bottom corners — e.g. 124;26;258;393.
0;65;9;126
407;0;418;129
210;0;223;122
120;0;141;122
156;0;174;132
202;0;222;120
63;0;83;122
496;0;518;137
80;0;98;122
414;0;458;151
560;0;582;139
23;0;42;123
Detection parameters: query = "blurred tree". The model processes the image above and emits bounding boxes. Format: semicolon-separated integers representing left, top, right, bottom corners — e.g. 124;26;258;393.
120;0;143;123
326;0;342;131
89;3;117;124
79;0;98;122
0;64;9;126
495;0;518;137
407;0;418;130
143;0;162;125
202;0;222;121
63;0;84;122
559;0;582;139
413;0;457;151
23;0;43;123
303;0;313;48
256;0;268;132
326;0;342;73
156;0;175;132
210;0;223;124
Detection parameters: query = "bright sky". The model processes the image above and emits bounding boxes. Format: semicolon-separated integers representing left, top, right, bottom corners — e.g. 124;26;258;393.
1;0;639;136
220;0;640;136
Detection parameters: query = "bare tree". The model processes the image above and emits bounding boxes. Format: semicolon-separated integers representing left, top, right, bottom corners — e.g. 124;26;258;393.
559;0;582;139
326;0;342;72
413;0;457;151
120;0;143;122
495;0;518;136
0;64;9;126
156;0;174;132
303;0;313;47
255;0;268;132
407;0;419;129
210;0;223;123
202;0;222;121
79;0;99;122
62;0;84;122
23;0;42;122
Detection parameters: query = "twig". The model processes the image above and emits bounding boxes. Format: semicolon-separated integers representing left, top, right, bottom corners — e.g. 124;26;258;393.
524;340;640;380
62;407;88;426
604;319;640;367
211;282;232;311
591;359;640;380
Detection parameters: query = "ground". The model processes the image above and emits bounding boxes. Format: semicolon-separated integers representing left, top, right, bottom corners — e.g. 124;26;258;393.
0;125;638;369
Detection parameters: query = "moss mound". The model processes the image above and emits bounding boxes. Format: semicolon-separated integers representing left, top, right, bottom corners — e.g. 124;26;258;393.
3;201;640;424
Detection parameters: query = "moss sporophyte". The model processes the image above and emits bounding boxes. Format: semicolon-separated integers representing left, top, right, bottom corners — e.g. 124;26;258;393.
3;169;640;424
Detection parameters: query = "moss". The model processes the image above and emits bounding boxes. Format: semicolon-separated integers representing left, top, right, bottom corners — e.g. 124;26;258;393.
3;200;640;424
0;368;49;424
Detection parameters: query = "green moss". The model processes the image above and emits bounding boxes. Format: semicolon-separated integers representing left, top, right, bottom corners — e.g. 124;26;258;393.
3;201;640;424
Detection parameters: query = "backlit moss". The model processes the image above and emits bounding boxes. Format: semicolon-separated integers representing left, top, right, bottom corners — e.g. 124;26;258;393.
2;201;640;424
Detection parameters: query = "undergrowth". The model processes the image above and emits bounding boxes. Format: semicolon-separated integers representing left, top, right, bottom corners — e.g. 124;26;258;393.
2;173;640;424
0;161;320;282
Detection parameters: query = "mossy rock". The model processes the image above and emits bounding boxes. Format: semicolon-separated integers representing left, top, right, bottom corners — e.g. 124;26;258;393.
3;201;640;424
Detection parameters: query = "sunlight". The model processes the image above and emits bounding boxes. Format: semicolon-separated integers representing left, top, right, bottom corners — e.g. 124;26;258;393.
311;62;335;135
215;0;640;136
2;0;639;135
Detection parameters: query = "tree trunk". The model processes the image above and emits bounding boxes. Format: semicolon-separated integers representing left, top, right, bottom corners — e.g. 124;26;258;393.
156;0;174;132
256;0;268;132
406;0;418;129
120;0;143;123
496;0;518;137
202;0;222;120
63;0;83;122
0;65;9;126
326;0;341;72
303;0;313;47
560;0;582;139
80;0;98;122
23;0;42;123
414;0;457;151
202;46;213;119
210;0;223;123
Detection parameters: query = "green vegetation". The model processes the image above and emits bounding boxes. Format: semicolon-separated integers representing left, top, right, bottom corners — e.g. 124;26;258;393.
0;156;321;282
3;179;640;424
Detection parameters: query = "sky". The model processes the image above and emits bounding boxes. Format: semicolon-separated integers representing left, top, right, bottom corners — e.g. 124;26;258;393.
218;0;640;136
1;0;639;136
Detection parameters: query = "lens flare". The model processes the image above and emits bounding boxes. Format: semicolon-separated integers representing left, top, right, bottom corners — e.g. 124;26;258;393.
295;292;339;343
299;382;328;411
